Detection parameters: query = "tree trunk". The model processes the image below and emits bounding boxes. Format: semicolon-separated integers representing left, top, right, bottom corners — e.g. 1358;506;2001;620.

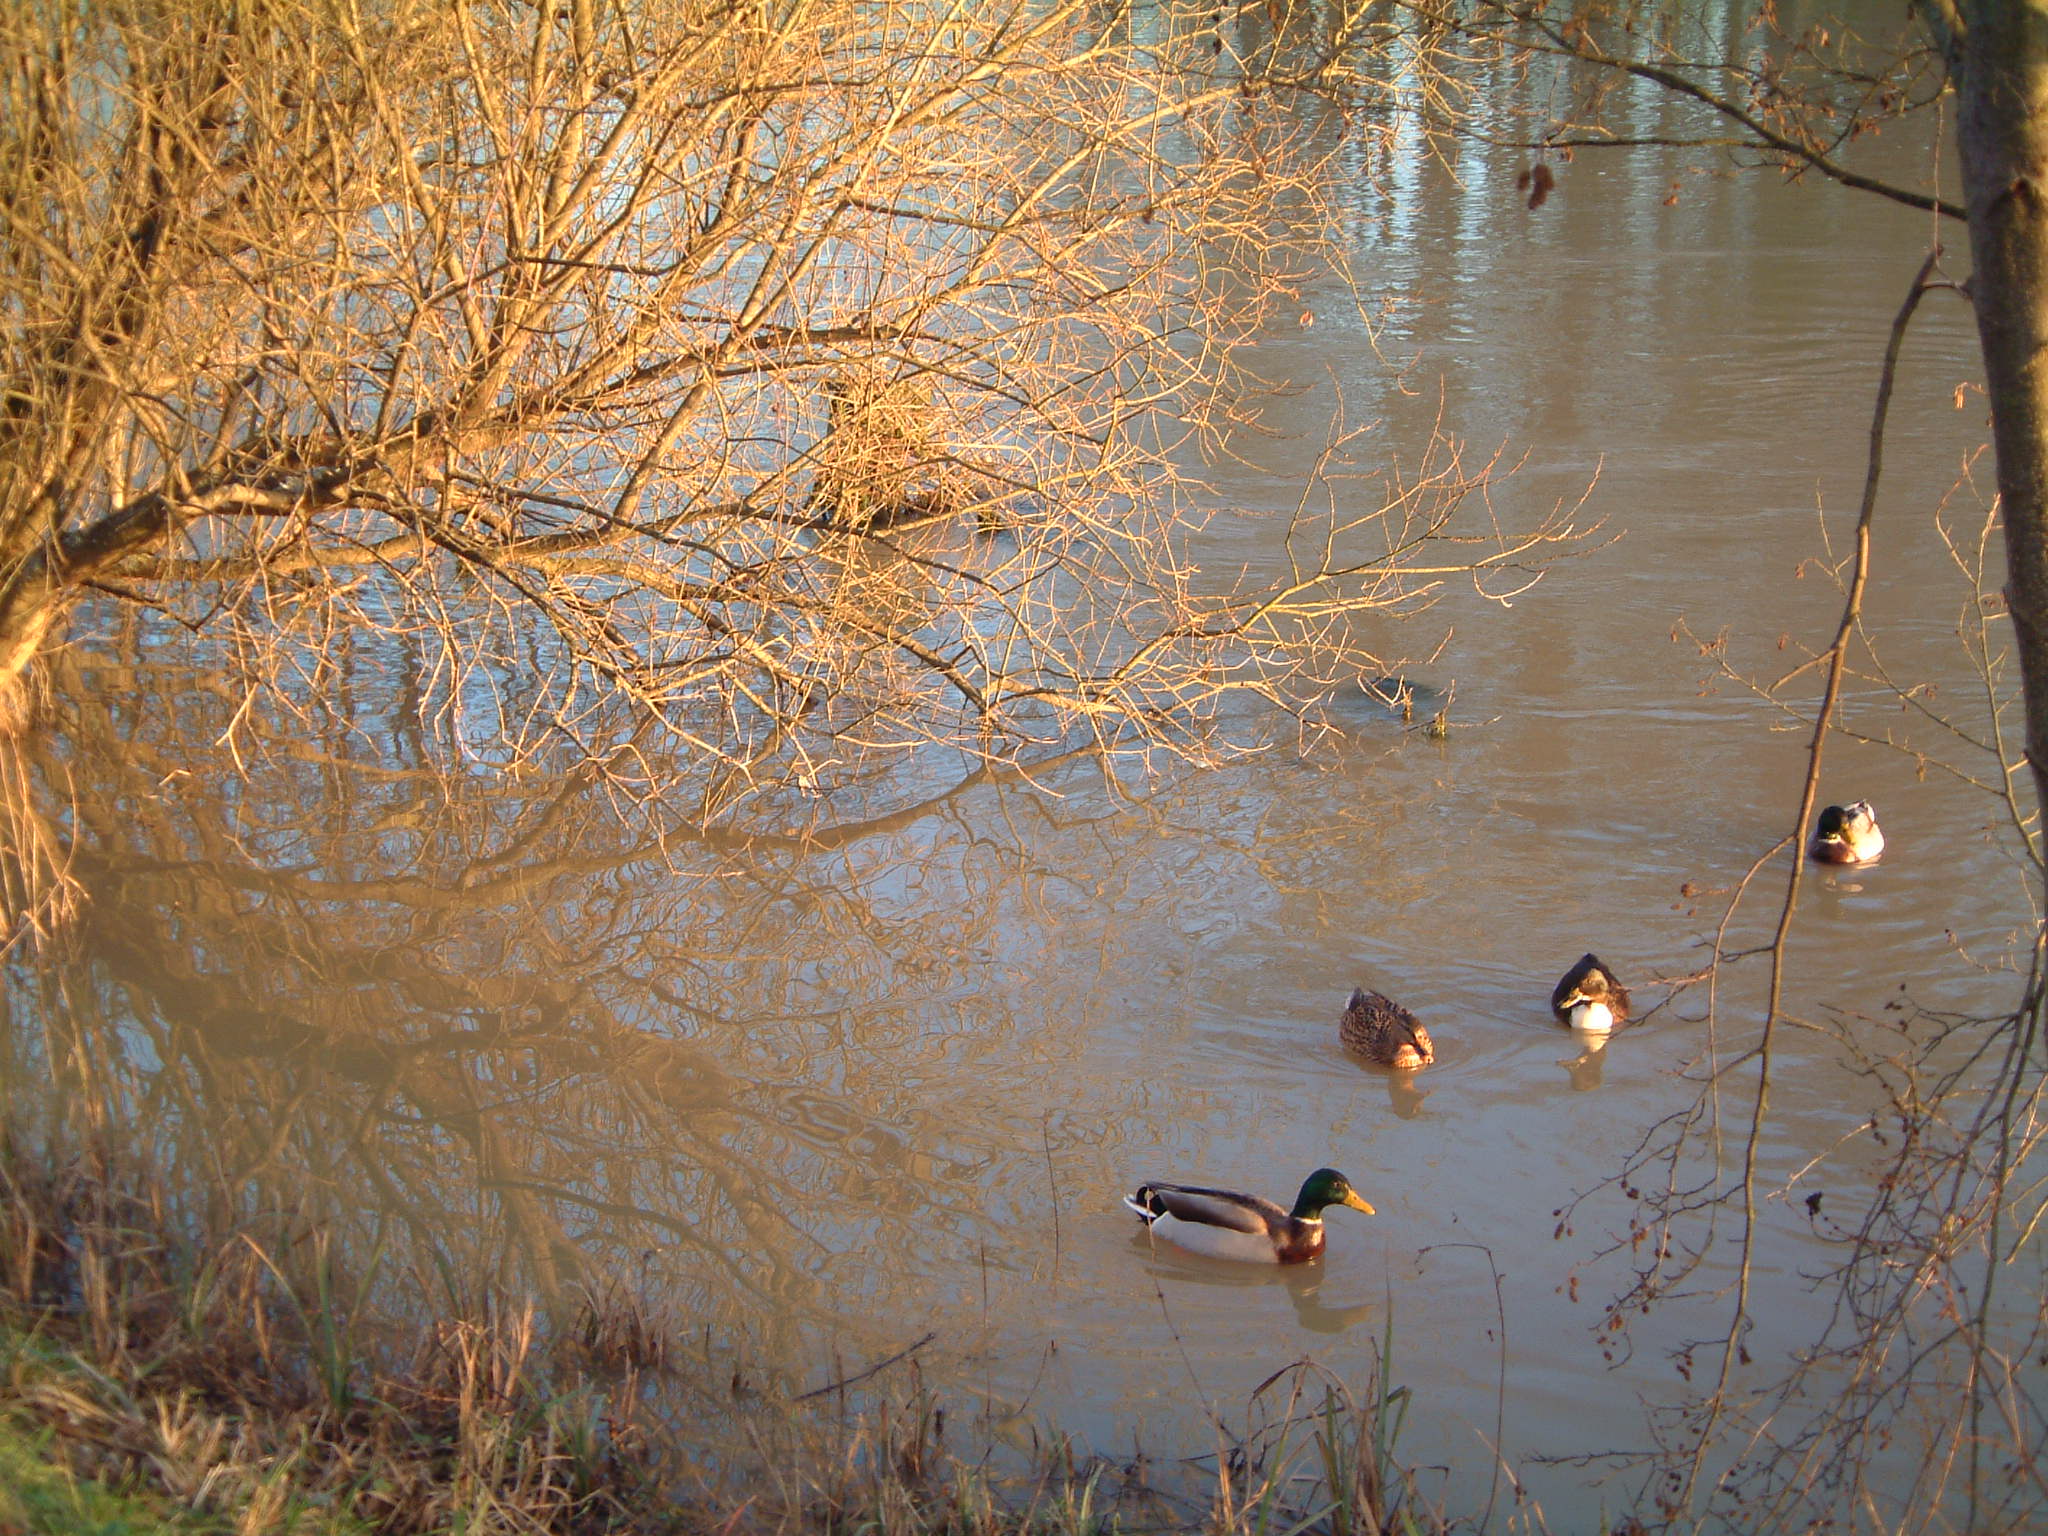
1958;3;2048;826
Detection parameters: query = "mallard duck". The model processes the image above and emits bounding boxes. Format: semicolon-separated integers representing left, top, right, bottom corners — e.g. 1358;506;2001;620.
1551;953;1630;1034
1123;1168;1375;1263
1810;801;1884;864
1339;987;1434;1068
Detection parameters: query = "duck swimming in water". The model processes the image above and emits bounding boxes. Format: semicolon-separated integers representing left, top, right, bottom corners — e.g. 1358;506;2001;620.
1339;987;1435;1068
1123;1168;1375;1263
1551;954;1630;1034
1810;801;1884;864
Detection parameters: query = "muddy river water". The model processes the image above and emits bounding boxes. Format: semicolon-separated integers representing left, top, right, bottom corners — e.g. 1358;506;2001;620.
10;31;2034;1533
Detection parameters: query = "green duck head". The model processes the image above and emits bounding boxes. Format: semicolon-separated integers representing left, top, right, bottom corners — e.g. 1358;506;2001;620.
1292;1168;1375;1220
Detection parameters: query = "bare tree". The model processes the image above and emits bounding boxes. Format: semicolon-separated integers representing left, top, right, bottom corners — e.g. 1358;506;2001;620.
0;0;1574;818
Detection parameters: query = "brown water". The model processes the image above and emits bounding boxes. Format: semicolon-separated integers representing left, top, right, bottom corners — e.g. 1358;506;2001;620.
8;38;2034;1533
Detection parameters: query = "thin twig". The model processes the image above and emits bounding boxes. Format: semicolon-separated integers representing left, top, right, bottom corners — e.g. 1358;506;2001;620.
794;1331;937;1402
1682;248;1943;1515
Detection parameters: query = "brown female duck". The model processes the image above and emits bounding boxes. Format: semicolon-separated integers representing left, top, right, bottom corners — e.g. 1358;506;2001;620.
1339;987;1434;1068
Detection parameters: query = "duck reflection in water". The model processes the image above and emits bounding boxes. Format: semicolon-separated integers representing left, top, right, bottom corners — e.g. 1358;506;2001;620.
1384;1067;1428;1118
1560;1035;1608;1092
1130;1244;1377;1334
1334;1038;1430;1116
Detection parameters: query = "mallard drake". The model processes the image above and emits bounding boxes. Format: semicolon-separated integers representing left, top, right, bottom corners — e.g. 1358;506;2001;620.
1123;1168;1374;1263
1339;987;1434;1068
1551;953;1630;1034
1810;801;1884;864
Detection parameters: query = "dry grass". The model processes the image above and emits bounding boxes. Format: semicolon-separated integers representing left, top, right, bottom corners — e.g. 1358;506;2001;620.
0;1133;1453;1536
0;1137;662;1534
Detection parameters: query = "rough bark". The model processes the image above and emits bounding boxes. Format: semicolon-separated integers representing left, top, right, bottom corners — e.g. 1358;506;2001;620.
1957;2;2048;824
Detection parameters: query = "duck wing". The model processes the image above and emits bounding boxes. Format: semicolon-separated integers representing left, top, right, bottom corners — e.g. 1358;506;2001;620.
1129;1182;1287;1233
1347;989;1420;1027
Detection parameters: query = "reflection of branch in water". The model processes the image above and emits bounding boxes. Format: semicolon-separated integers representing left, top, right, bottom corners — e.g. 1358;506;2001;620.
796;1330;937;1401
2;649;1202;1366
0;705;77;955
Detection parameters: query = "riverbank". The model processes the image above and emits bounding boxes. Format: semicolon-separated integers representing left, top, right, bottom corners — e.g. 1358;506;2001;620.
0;1138;1445;1536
